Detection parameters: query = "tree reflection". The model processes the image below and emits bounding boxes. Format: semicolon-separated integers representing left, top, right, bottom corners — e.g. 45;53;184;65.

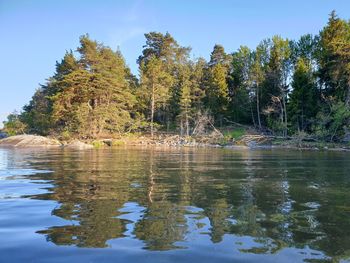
25;148;350;262
37;200;129;247
134;202;187;250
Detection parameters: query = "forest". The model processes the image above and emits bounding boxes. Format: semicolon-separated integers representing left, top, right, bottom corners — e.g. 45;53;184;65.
3;11;350;142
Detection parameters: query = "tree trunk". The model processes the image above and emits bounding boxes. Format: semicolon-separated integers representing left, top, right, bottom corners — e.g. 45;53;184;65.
282;95;288;137
346;82;350;108
179;118;183;136
256;85;262;130
185;109;189;136
151;83;155;138
166;106;170;132
250;100;256;128
279;99;284;136
301;108;304;131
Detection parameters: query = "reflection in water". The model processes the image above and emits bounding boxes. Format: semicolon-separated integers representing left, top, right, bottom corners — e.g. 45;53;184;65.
1;147;350;262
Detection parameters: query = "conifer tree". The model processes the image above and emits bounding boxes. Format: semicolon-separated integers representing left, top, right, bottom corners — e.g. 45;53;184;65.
51;35;135;137
139;55;173;136
289;58;318;132
205;45;231;125
319;11;350;106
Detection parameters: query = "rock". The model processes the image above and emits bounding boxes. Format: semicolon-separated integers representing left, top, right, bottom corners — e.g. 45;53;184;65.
0;135;61;148
247;141;258;148
64;140;93;150
0;132;7;139
102;139;112;146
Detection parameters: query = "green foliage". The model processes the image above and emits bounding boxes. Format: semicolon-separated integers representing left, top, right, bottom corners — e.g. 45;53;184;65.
112;140;125;147
9;12;350;142
21;88;51;135
31;35;135;138
60;130;72;141
288;58;318;132
205;45;231;122
314;100;350;141
139;55;174;136
224;128;246;140
318;11;350;104
229;46;253;124
3;112;27;136
92;140;104;148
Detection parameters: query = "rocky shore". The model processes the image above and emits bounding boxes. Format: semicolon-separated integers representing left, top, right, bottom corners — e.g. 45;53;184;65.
1;134;349;152
0;135;61;147
0;135;92;149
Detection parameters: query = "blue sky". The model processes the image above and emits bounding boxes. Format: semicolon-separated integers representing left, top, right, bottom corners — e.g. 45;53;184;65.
1;0;350;127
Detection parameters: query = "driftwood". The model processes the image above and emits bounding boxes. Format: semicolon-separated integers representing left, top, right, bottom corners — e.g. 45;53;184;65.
192;112;223;137
237;134;319;146
237;135;271;145
223;118;251;129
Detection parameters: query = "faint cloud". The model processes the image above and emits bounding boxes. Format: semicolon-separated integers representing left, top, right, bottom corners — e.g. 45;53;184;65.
106;0;157;47
111;27;145;46
123;0;143;22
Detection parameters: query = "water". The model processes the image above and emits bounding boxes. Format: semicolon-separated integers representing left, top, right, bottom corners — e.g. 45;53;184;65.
0;147;350;263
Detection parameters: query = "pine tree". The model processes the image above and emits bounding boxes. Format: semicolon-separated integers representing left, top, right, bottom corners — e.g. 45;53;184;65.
139;55;173;137
250;43;268;129
230;46;252;124
178;64;192;136
137;32;191;130
205;45;231;125
50;36;135;138
262;36;291;136
318;11;350;106
289;58;318;132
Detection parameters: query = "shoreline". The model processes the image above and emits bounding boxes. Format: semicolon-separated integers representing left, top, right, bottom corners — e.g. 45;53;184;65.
1;134;350;152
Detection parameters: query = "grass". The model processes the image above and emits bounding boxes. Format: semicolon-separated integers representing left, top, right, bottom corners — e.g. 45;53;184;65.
215;128;247;145
224;128;246;140
112;140;125;146
92;140;104;148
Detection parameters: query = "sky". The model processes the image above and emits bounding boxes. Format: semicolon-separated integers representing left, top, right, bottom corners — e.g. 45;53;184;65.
1;0;350;128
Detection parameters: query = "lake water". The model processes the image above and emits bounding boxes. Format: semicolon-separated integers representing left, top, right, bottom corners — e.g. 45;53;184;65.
0;147;349;263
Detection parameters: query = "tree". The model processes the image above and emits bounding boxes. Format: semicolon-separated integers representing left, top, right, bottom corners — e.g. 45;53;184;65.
21;88;51;135
263;36;291;136
206;63;229;123
250;42;268;130
205;45;231;125
178;63;192;136
314;99;350;141
20;51;80;136
230;46;253;125
137;32;190;67
137;32;191;131
290;34;318;67
288;58;318;132
139;55;173;137
8;12;350;142
51;35;135;138
3;111;27;136
318;11;350;107
208;44;232;67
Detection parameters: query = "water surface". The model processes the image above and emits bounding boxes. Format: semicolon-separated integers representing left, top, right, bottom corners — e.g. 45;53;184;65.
0;147;350;262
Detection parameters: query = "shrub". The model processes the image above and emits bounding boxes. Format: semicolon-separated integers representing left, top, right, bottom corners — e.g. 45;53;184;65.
92;140;104;148
112;140;125;146
224;128;246;140
3;112;27;136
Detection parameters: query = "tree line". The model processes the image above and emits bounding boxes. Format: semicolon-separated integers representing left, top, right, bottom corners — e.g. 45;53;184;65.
3;11;350;141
